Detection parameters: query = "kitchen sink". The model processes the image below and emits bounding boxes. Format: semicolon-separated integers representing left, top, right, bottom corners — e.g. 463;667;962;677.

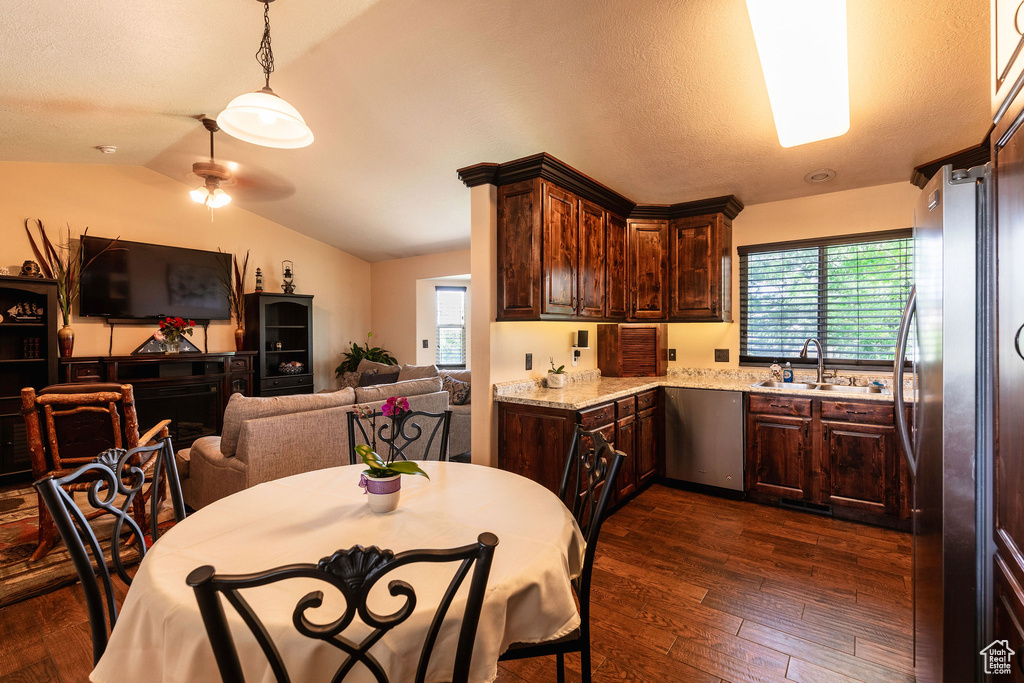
812;383;886;394
750;380;887;394
750;380;818;390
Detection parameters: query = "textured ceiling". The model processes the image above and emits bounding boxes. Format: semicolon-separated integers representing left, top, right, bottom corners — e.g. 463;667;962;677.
0;0;990;262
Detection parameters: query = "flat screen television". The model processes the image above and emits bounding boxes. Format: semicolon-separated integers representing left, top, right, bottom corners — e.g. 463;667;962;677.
79;236;232;320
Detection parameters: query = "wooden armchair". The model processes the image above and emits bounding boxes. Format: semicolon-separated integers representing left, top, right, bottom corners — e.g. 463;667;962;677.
21;383;171;561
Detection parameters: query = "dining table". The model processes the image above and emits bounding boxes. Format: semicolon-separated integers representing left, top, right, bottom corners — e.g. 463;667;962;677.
90;461;585;683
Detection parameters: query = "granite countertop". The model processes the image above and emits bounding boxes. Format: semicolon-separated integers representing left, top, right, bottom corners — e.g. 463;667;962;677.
493;367;899;410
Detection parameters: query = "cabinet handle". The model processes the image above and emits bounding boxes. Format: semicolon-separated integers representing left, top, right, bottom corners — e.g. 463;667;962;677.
845;409;868;415
769;403;787;409
823;425;829;441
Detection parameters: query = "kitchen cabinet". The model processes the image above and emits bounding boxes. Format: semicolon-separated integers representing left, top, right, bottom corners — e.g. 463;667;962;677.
668;214;732;322
627;220;669;320
542;183;578;316
745;393;907;526
497;389;662;510
577;199;607;318
605;213;628;319
497;179;543;320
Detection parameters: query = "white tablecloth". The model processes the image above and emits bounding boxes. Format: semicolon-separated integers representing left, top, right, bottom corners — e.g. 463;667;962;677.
91;462;584;683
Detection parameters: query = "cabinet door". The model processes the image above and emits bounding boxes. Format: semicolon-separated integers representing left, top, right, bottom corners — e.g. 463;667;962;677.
746;413;812;499
578;422;616;525
669;215;722;321
543;184;578;317
615;414;637;499
605;213;628;319
497;180;542;320
577;199;606;318
627;220;668;320
499;404;574;495
820;421;896;515
636;407;658;485
0;413;30;475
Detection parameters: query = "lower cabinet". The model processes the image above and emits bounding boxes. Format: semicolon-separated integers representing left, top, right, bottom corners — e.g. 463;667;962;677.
745;393;906;526
497;389;662;511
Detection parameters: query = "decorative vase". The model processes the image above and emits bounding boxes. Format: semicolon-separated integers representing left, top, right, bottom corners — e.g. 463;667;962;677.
57;324;74;358
163;339;181;354
547;373;565;389
364;474;401;513
234;327;245;352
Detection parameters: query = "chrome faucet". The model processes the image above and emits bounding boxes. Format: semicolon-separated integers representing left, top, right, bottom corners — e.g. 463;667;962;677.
800;338;825;383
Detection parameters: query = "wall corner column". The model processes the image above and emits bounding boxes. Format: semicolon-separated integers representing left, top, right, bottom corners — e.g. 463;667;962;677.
469;184;498;466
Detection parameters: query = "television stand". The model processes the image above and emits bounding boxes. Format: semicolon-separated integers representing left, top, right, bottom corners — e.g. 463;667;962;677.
59;351;256;449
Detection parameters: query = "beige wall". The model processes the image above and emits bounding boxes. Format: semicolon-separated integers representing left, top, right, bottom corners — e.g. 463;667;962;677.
0;162;371;391
415;278;472;367
368;250;471;366
668;181;921;368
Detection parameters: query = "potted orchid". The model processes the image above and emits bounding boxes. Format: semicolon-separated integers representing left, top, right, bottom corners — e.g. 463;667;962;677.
153;316;195;354
355;396;430;513
547;358;567;388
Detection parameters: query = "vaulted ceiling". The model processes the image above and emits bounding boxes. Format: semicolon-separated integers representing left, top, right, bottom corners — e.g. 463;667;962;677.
0;0;989;261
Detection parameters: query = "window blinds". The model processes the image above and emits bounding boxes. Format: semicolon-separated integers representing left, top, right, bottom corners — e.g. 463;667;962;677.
739;230;913;367
435;286;466;367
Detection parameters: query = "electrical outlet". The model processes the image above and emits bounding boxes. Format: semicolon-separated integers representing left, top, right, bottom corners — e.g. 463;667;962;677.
715;348;729;362
422;339;429;348
668;349;676;361
525;353;532;370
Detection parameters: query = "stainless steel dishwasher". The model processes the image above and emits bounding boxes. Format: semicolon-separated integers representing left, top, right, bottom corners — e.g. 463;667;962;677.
664;387;744;492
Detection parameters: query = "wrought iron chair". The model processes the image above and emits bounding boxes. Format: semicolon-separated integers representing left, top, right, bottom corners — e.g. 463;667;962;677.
346;408;453;464
498;427;625;683
34;438;186;665
22;383;172;560
186;532;499;683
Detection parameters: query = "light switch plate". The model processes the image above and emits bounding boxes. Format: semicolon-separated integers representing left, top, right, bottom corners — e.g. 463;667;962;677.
422;339;429;348
525;353;532;370
715;348;729;362
668;349;676;361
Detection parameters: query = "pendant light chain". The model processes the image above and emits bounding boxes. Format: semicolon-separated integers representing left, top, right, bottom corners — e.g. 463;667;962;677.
256;0;275;88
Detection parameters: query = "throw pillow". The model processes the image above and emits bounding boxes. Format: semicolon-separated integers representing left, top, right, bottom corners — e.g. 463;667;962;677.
357;359;396;374
441;374;471;405
220;388;356;457
398;363;439;381
338;371;362;389
358;367;400;387
354;376;443;404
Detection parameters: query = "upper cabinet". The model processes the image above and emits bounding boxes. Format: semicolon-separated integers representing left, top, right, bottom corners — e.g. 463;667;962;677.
461;153;743;323
668;213;732;322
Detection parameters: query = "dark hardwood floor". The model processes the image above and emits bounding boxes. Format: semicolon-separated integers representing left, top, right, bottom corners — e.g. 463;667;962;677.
0;484;913;683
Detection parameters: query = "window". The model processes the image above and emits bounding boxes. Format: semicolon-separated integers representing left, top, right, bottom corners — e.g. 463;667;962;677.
435;286;466;367
739;229;913;367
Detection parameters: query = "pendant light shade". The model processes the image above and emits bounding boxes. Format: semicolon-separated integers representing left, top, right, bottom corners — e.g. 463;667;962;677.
217;87;313;149
218;0;314;149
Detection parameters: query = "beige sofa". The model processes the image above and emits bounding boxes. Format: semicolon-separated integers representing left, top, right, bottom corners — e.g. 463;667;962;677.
182;377;449;509
439;369;471;459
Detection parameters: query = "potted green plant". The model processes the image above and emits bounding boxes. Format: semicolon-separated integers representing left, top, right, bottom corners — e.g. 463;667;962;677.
335;332;397;376
547;358;566;388
24;219;118;358
355;396;430;513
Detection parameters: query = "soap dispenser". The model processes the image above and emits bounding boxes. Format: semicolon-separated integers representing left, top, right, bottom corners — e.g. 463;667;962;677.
783;362;794;383
769;360;783;382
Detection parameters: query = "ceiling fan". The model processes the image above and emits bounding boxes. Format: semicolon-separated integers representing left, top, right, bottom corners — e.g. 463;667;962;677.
190;118;232;209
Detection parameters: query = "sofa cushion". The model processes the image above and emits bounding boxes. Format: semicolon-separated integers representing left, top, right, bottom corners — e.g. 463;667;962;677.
440;369;471;384
358;367;399;386
398;363;438;381
338;371;362;389
355;376;442;404
357;359;396;374
220;388;356;457
441;374;471;405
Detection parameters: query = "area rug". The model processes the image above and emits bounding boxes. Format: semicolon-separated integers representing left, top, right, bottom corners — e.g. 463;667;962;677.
0;484;174;607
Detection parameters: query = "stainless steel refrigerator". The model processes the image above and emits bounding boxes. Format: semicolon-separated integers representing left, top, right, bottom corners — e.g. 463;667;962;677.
894;163;990;682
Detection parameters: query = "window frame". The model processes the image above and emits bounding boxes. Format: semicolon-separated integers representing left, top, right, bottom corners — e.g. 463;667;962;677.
434;285;467;369
738;228;913;370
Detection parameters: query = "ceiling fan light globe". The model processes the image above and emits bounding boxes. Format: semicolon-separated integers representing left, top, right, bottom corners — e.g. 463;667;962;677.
190;187;210;204
217;89;314;149
209;189;232;208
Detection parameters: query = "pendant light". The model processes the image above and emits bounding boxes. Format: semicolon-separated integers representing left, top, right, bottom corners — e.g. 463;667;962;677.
217;0;314;149
191;119;233;209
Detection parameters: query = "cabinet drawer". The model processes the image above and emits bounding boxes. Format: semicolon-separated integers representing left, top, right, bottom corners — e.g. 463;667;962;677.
616;397;635;418
579;403;615;429
636;390;657;411
230;357;250;372
748;394;812;417
820;400;893;424
260;374;312;391
66;363;103;382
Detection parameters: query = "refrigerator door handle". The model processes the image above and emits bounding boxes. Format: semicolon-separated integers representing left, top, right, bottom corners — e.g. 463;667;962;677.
894;285;917;476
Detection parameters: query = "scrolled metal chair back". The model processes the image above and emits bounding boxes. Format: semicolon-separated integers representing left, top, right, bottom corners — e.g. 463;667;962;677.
347;409;452;464
186;532;499;683
33;437;186;664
